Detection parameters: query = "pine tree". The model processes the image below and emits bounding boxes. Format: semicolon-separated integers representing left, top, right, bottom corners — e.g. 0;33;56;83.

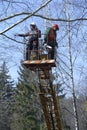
0;61;15;130
13;63;43;130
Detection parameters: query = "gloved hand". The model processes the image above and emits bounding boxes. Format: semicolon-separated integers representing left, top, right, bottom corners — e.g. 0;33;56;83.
44;44;52;50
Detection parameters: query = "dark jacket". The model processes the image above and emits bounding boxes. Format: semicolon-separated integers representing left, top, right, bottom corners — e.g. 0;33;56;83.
44;27;57;47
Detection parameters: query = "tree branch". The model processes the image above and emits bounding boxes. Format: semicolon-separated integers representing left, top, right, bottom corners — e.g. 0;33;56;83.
2;34;24;44
0;0;52;35
0;11;87;23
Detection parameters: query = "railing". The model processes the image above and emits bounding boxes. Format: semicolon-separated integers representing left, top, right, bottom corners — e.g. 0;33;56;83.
22;39;56;69
23;38;56;61
24;48;48;61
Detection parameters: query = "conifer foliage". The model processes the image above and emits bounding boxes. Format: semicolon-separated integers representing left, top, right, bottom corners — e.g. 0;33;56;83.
14;63;43;130
0;62;14;130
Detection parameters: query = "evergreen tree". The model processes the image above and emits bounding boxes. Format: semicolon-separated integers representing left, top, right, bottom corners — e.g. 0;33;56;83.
13;63;43;130
0;61;15;130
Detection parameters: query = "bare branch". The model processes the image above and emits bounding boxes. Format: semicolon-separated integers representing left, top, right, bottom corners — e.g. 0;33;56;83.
0;0;52;35
2;34;24;44
0;11;87;23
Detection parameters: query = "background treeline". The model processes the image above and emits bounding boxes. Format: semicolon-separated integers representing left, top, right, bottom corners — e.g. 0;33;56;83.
0;61;87;130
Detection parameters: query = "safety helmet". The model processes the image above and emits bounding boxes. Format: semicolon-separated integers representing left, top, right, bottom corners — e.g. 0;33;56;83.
30;22;36;26
53;24;59;30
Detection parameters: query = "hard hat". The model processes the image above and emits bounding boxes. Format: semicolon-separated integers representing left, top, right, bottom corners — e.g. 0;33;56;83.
53;24;59;30
30;22;36;26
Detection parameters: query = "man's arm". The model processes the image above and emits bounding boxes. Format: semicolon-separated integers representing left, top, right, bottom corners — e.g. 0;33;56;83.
15;32;29;37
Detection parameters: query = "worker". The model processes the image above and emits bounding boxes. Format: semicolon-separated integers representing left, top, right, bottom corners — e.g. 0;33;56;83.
44;24;59;59
15;22;41;60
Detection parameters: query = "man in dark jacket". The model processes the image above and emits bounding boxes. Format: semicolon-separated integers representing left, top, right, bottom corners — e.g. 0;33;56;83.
44;24;59;59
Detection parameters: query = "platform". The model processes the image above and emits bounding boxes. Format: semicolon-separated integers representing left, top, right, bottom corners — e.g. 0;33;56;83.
23;59;56;68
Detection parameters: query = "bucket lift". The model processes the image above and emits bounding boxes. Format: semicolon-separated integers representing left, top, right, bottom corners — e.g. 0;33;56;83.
23;39;62;130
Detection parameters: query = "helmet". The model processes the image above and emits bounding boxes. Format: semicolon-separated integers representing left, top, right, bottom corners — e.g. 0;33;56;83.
53;24;59;30
30;22;36;26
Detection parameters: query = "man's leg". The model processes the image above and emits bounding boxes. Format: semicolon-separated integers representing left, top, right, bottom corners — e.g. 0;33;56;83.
48;49;54;59
26;43;32;60
51;50;55;59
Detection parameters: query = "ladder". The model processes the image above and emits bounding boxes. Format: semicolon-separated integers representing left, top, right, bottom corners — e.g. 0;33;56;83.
38;66;62;130
23;59;62;130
